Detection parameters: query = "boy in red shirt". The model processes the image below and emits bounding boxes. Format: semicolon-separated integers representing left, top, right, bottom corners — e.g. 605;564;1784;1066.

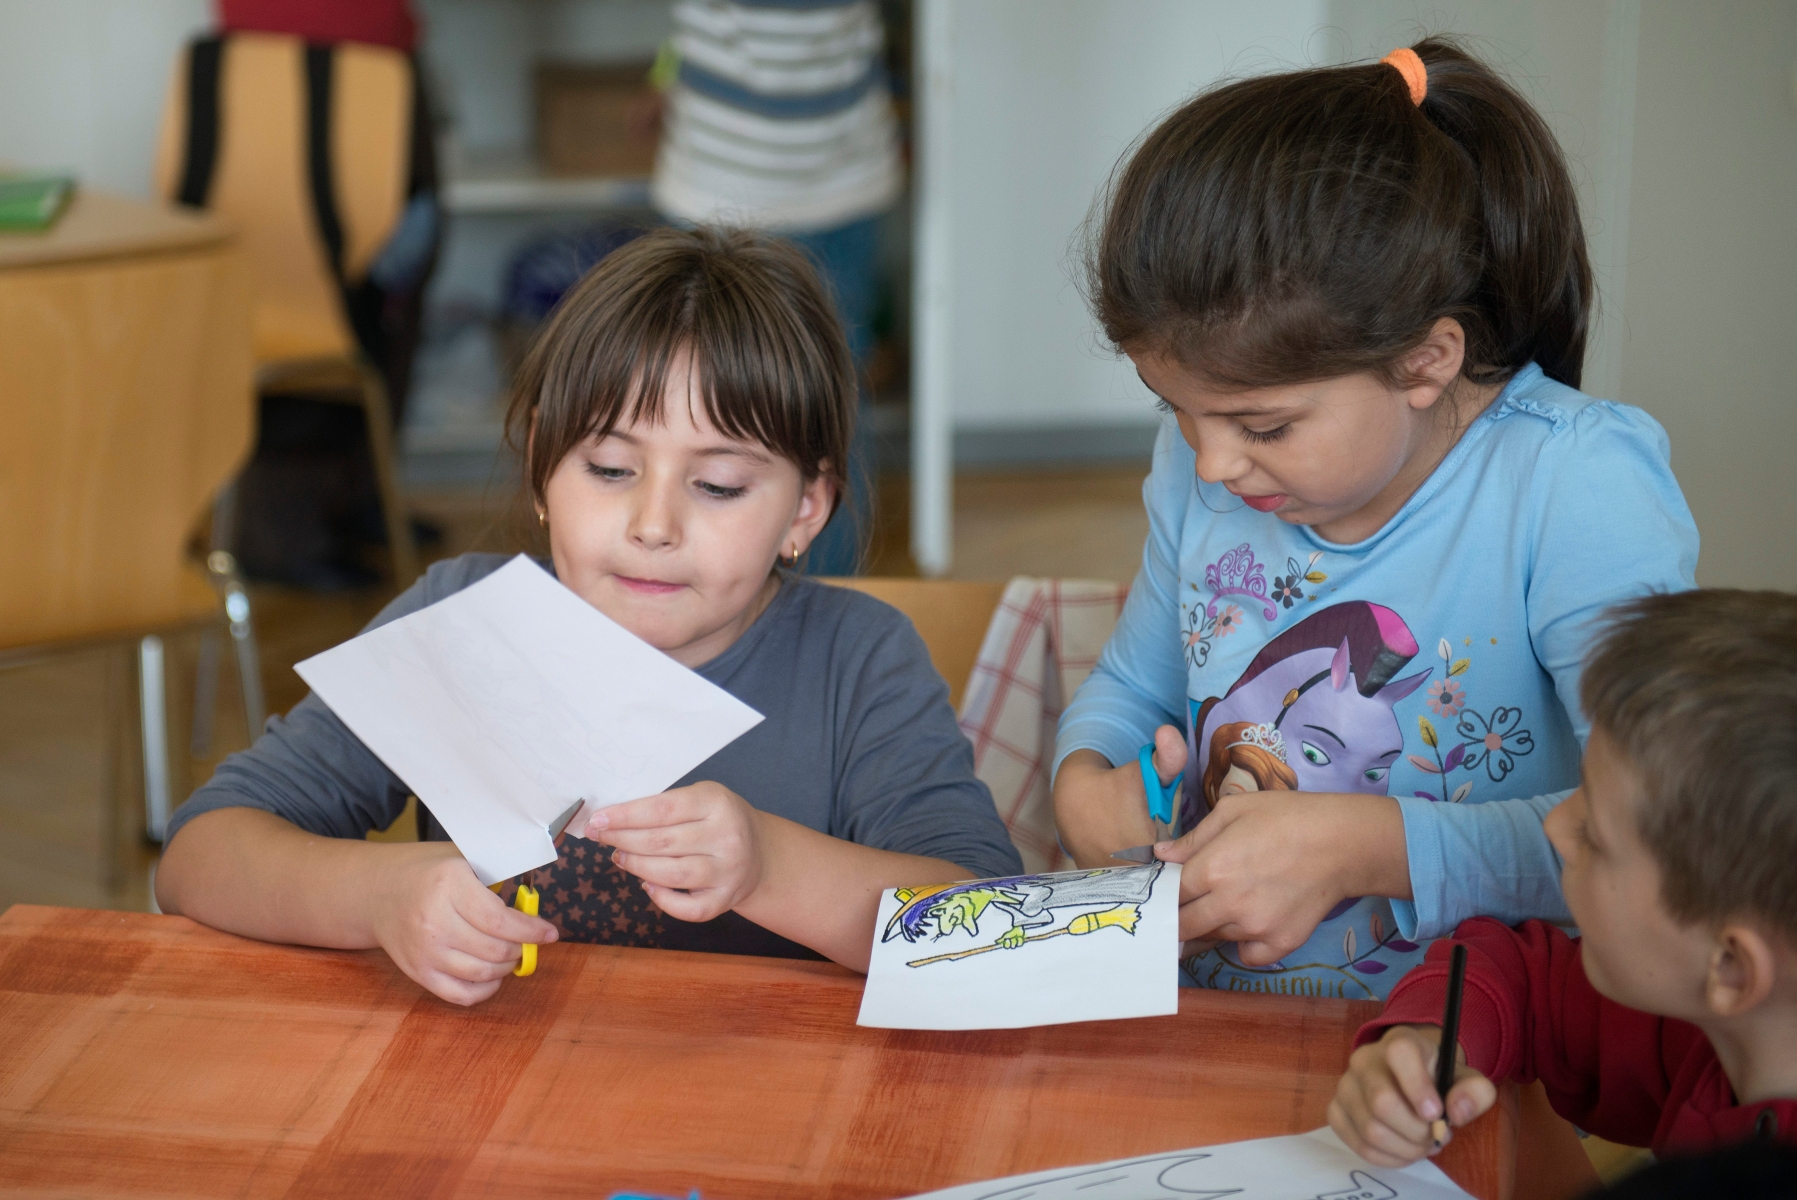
1330;589;1797;1167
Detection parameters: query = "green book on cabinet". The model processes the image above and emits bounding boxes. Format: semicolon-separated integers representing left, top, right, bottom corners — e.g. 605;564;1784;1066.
0;175;76;231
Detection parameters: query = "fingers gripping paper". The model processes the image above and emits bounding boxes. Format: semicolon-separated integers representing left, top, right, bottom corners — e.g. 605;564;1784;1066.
295;556;763;885
858;862;1181;1030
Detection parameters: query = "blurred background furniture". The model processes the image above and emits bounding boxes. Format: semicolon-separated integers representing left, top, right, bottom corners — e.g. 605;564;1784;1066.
0;185;258;880
155;30;424;588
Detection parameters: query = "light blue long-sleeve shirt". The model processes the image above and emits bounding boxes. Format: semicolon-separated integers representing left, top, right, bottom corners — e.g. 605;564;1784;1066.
1055;364;1698;999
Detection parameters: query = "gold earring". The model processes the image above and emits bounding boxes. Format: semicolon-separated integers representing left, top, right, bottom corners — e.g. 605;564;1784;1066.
783;543;800;568
537;508;547;527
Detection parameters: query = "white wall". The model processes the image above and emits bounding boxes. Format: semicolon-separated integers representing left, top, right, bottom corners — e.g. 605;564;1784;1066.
1322;1;1636;402
1326;1;1797;589
1617;1;1797;590
940;0;1332;433
0;0;209;197
926;0;1796;587
937;0;1634;432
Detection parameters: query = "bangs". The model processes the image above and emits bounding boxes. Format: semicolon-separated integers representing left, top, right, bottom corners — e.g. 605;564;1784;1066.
507;226;855;505
1144;291;1437;393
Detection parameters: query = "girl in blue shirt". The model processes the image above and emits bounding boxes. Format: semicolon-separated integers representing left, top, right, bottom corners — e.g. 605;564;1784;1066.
1053;40;1698;999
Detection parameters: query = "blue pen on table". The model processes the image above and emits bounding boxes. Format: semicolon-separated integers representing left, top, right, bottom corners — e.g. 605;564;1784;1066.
1430;942;1470;1149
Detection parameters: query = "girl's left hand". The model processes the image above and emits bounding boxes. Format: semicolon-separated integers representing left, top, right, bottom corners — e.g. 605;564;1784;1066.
1154;790;1408;965
578;782;767;923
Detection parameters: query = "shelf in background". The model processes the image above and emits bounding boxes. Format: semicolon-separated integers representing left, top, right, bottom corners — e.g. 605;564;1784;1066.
443;149;652;215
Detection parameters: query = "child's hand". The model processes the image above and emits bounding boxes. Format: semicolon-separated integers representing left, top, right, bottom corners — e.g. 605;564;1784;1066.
370;843;558;1007
582;782;766;923
1053;724;1186;865
1154;790;1405;964
1328;1024;1498;1167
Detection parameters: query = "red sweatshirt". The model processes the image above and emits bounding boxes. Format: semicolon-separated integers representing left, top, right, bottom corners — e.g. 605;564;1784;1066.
1356;918;1795;1154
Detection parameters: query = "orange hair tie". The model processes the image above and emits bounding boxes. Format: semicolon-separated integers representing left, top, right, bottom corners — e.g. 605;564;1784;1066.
1382;46;1428;106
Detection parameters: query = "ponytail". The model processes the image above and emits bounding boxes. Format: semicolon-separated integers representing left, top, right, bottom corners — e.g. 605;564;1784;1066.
1087;36;1593;390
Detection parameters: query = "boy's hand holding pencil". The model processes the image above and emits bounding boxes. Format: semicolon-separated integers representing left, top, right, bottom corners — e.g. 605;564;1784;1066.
1328;943;1497;1168
1328;1023;1497;1166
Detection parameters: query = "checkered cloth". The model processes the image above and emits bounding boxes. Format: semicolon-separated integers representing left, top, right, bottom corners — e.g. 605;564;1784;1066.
957;577;1130;873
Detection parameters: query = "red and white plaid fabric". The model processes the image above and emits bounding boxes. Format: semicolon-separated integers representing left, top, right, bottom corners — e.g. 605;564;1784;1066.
957;577;1130;873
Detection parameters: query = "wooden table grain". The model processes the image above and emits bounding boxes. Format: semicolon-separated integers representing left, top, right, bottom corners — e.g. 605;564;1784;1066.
0;905;1584;1199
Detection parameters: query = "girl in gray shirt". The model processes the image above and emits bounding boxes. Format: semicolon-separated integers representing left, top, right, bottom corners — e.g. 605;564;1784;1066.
156;228;1021;1005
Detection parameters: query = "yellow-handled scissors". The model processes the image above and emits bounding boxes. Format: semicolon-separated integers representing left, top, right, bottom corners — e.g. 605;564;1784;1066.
512;883;541;976
491;799;585;978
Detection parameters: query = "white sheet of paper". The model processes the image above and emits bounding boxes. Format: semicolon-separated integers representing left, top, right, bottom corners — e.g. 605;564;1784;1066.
857;862;1180;1030
295;554;764;885
903;1126;1475;1200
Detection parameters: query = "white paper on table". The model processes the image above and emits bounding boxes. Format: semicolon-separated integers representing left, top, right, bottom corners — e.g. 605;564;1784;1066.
857;861;1180;1030
295;554;764;885
903;1126;1475;1200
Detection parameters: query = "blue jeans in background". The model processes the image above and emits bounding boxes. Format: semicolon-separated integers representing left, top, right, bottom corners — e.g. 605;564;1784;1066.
786;215;881;577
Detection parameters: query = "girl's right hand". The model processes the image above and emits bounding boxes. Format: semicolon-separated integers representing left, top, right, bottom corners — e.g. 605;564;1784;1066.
1052;724;1187;866
368;844;559;1007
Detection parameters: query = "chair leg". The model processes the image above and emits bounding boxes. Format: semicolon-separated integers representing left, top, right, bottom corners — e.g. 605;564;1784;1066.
191;626;221;757
139;635;172;843
205;550;267;738
357;363;420;586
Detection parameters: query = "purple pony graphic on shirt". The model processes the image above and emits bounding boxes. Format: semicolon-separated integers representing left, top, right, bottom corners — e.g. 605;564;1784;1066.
1182;601;1430;827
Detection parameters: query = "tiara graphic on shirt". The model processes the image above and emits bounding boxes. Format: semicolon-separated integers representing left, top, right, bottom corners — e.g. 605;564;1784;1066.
1226;722;1289;764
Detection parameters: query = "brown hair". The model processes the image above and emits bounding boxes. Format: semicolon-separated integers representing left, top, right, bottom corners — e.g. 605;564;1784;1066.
1086;37;1592;391
507;225;855;518
1202;721;1300;810
1582;590;1797;941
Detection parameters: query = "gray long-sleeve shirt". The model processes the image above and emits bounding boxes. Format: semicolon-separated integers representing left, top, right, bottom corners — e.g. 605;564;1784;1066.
168;554;1022;958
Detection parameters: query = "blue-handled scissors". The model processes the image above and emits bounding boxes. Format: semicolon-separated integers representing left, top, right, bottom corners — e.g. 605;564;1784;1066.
1138;743;1179;826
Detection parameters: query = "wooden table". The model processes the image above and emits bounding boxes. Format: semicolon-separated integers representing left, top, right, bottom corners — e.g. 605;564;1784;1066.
0;906;1592;1199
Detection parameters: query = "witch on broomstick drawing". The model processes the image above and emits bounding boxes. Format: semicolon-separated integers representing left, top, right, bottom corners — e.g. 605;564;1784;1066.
881;864;1163;967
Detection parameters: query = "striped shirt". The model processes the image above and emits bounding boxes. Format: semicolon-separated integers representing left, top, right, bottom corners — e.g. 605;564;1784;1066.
653;0;902;232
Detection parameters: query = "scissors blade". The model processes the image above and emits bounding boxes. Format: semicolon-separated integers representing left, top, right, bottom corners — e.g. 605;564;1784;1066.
547;799;585;842
1109;843;1159;864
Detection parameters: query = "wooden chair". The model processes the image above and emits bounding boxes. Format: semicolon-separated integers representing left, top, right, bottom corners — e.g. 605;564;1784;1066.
153;32;420;585
823;578;1006;710
0;189;260;864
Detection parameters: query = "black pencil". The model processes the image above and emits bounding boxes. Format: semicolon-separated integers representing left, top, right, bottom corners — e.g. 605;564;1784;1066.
1431;942;1469;1148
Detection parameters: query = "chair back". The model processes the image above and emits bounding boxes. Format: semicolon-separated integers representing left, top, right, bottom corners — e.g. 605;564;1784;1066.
823;579;1007;711
153;33;412;365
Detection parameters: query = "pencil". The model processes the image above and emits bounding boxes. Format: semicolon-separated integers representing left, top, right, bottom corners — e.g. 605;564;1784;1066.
1430;942;1469;1148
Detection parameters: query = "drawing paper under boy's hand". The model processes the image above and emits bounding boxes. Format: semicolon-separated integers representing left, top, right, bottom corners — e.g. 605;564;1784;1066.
900;1126;1474;1200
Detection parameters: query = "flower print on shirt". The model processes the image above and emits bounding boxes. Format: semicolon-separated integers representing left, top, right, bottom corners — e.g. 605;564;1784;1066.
1427;679;1465;716
1457;707;1536;781
1408;636;1536;797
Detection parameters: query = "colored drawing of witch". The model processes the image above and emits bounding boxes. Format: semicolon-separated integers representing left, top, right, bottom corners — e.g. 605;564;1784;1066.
1180;601;1429;998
